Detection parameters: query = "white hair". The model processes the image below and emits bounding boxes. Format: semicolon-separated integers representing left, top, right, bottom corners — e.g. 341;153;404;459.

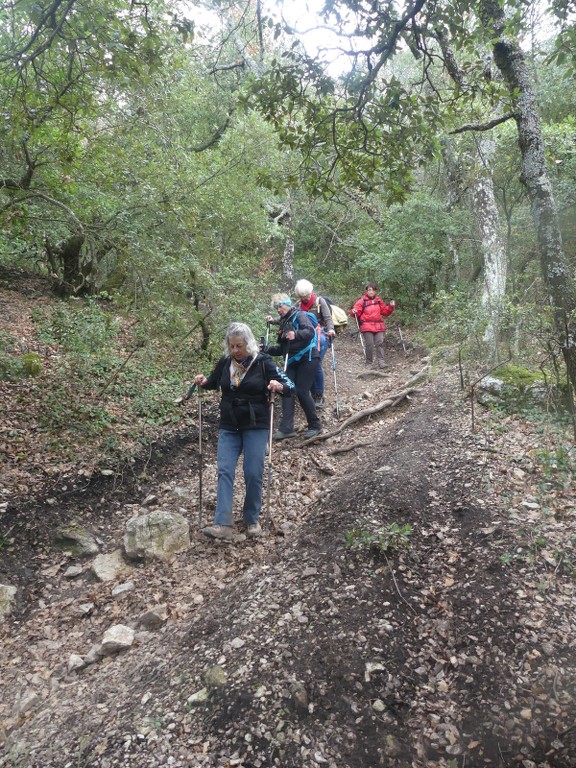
224;322;259;356
270;292;292;308
294;279;314;298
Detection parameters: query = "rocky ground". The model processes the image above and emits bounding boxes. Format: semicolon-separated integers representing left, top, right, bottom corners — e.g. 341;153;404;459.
1;286;576;767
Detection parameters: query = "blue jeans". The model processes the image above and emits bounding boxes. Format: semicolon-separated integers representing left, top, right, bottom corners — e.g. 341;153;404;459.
214;428;269;526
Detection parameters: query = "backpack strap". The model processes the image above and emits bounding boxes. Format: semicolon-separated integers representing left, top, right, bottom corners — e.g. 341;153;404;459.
288;312;318;365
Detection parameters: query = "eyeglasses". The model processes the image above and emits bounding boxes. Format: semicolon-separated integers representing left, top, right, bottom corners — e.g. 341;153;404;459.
273;301;284;309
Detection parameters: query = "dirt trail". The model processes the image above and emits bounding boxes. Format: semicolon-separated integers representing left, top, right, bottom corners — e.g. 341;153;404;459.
1;327;576;768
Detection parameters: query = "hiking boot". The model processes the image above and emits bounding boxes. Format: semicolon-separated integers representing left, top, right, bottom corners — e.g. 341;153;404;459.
202;525;234;541
312;393;325;408
273;430;297;440
246;522;262;538
304;427;322;439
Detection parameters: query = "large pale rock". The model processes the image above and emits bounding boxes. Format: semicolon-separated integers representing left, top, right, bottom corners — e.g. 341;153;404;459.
91;549;128;582
68;654;87;674
123;510;190;563
0;583;17;619
475;375;505;405
101;624;135;655
54;524;99;556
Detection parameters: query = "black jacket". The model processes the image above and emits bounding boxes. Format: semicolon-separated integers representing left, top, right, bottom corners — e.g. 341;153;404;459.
267;307;319;365
203;352;294;431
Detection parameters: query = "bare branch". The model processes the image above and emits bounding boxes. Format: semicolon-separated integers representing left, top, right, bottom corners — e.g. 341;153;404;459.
206;61;246;75
449;112;517;135
188;111;234;152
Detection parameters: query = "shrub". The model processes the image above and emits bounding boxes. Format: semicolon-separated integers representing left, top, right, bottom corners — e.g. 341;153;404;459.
345;522;413;554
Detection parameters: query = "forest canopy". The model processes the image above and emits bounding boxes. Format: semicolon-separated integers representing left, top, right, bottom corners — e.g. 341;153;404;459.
0;0;575;391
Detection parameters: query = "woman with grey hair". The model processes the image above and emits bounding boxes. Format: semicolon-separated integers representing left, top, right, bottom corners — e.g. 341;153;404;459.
193;322;295;541
294;279;335;408
265;293;322;440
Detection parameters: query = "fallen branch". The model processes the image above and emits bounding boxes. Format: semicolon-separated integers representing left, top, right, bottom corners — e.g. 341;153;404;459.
357;369;390;380
302;365;430;446
308;453;336;475
328;439;373;456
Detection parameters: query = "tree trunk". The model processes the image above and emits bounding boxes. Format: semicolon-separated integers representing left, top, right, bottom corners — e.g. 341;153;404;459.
46;233;88;297
483;1;576;389
440;138;463;282
279;195;294;288
472;133;507;356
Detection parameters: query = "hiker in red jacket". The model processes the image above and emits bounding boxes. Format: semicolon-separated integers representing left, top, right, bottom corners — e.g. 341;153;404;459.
351;283;395;368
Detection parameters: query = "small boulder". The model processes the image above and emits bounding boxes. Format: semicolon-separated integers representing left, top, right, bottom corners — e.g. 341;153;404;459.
137;604;168;630
54;524;99;556
101;624;135;655
0;583;17;620
91;550;128;582
123;510;190;563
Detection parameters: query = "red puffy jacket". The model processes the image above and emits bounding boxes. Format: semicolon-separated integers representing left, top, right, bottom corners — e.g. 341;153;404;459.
351;294;394;333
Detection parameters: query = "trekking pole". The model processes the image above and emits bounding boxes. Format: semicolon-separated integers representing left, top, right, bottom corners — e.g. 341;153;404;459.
398;325;408;355
264;393;278;531
197;386;203;529
330;337;340;419
265;321;270;346
354;314;367;360
283;339;291;372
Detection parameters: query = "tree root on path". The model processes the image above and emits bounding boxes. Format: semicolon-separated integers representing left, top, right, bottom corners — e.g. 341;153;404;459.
328;439;373;456
302;364;431;447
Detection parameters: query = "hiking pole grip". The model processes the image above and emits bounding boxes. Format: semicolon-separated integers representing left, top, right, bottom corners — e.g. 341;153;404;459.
174;382;197;405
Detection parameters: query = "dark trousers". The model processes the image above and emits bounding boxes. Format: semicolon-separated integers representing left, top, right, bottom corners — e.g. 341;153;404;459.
280;357;321;431
311;333;329;395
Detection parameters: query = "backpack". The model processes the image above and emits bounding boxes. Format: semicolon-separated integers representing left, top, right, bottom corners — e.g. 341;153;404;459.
320;296;348;333
288;310;319;365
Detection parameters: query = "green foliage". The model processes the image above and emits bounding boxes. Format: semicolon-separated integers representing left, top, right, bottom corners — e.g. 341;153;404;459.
497;364;545;390
20;353;42;377
351;195;471;313
419;288;488;359
0;335;42;380
0;332;22;381
500;529;549;568
34;300;120;354
345;523;413;554
533;444;575;488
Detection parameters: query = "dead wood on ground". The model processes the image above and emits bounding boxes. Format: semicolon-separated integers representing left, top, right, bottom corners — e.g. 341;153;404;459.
302;365;431;446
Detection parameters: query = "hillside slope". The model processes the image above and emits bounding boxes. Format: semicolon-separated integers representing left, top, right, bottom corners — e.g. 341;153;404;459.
1;275;575;768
